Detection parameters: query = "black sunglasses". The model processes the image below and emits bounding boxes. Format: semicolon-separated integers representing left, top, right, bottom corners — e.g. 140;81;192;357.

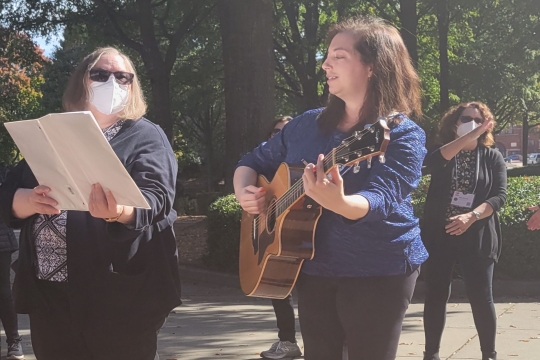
459;115;484;124
89;68;134;85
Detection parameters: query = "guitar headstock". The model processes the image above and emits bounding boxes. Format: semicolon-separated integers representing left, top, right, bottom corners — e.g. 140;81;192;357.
332;118;391;168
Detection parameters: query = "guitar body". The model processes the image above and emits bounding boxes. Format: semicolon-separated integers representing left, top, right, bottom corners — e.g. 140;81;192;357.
239;163;321;299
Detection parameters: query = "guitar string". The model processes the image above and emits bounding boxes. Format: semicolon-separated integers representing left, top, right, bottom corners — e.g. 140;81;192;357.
261;126;374;214
253;127;376;226
253;145;378;227
253;132;379;227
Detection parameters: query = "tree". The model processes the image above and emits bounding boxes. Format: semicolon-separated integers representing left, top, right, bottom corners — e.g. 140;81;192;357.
436;0;450;113
219;0;275;191
0;28;47;164
5;0;216;141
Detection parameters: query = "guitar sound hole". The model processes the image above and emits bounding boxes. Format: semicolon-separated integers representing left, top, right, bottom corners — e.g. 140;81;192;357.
266;199;277;233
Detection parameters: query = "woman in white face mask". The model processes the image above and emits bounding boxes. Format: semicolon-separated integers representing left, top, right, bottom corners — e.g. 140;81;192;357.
420;102;506;360
0;47;180;360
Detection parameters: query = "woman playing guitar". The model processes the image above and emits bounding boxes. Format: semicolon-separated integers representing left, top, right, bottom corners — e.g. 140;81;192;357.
234;16;427;360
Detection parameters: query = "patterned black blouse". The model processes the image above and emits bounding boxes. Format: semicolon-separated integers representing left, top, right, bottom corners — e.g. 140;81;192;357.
34;120;125;282
446;149;477;219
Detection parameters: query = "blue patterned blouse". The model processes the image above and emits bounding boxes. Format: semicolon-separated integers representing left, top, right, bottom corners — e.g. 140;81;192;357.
237;108;428;277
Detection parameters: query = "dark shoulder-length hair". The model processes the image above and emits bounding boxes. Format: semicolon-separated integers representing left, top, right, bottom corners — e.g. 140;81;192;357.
438;101;495;146
318;16;422;134
267;116;292;139
62;47;147;120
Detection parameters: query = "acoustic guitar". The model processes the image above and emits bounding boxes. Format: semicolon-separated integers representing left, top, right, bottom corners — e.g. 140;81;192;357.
239;118;391;299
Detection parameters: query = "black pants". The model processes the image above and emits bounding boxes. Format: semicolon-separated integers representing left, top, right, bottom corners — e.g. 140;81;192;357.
296;270;419;360
0;251;20;343
271;294;296;343
29;280;165;360
423;241;496;357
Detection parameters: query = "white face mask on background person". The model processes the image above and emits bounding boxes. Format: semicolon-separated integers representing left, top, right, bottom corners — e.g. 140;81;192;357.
88;76;129;115
456;120;478;137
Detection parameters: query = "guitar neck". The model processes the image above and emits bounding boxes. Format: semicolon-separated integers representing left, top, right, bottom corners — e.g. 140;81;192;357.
274;150;337;218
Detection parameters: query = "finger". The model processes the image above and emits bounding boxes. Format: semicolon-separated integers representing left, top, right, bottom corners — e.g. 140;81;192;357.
528;205;539;211
33;194;58;207
303;165;316;185
93;184;107;205
105;191;118;213
37;204;61;215
329;166;343;187
244;185;265;194
252;190;267;200
315;154;325;185
445;221;458;230
34;185;52;195
242;193;266;204
448;215;457;221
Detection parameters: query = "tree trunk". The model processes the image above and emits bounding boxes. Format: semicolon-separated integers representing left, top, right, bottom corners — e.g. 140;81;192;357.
399;0;419;67
148;67;174;141
219;0;275;192
437;0;450;113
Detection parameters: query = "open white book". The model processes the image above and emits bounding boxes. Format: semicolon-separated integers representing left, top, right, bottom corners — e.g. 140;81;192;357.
4;112;151;211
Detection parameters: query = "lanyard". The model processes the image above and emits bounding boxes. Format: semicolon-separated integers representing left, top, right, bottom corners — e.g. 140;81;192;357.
454;147;480;194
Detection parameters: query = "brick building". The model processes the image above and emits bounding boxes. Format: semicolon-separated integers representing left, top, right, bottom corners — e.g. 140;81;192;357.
494;125;540;157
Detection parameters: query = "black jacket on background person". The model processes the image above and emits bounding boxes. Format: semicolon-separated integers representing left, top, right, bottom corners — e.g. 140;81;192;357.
421;146;507;260
0;118;181;329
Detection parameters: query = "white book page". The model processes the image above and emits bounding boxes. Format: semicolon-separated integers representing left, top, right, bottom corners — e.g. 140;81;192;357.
5;112;150;211
4;118;87;210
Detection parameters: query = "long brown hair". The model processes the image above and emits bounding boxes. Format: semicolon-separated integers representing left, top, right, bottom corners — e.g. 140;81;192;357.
438;102;495;146
318;16;422;133
62;47;147;120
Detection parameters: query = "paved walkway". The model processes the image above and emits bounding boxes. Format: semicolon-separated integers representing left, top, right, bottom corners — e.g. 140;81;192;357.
2;281;539;360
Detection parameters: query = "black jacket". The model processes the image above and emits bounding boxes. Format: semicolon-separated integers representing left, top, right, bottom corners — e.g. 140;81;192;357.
0;222;17;253
0;118;181;324
421;146;507;260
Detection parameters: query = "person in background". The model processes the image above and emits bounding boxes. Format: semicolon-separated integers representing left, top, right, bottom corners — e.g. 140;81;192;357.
259;115;303;360
0;47;181;360
421;102;506;360
235;16;426;360
0;164;23;360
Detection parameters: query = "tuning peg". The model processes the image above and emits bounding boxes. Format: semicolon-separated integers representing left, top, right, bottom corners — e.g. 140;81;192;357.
379;154;386;164
367;157;372;169
353;163;361;173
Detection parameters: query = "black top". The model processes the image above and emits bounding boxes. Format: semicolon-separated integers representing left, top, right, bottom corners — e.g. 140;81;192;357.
421;146;507;260
0;118;182;323
0;222;17;253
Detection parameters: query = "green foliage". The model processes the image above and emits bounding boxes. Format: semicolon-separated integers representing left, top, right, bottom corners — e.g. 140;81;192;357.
0;29;48;164
203;194;243;272
205;176;540;278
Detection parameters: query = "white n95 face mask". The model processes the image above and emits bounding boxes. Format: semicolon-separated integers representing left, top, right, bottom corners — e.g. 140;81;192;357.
456;121;478;137
88;76;129;115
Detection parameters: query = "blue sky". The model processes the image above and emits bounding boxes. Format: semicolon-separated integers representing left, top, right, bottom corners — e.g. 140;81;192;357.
34;34;62;58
